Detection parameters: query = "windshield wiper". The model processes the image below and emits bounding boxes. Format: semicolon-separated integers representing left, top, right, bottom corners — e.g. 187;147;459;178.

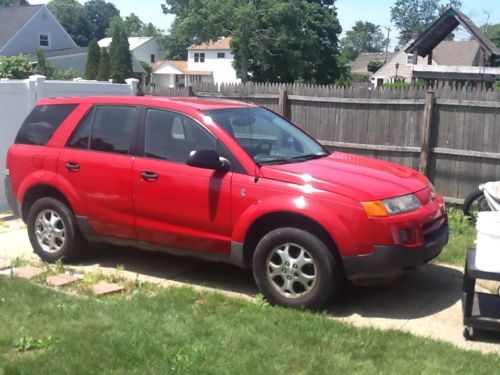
256;158;292;166
289;153;328;162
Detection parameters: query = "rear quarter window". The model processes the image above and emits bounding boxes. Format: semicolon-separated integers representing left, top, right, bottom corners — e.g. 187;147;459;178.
15;104;77;146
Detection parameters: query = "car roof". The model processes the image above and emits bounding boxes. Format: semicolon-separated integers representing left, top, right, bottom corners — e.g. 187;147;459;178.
36;96;257;111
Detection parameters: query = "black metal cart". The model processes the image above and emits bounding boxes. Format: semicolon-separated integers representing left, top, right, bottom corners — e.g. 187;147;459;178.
462;248;500;340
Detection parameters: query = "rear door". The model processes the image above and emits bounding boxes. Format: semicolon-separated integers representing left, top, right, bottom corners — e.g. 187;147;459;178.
57;105;138;239
132;107;232;253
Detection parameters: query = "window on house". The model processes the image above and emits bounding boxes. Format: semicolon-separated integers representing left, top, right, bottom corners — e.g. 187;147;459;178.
217;52;225;59
406;54;414;65
194;53;205;63
39;34;49;47
150;54;155;63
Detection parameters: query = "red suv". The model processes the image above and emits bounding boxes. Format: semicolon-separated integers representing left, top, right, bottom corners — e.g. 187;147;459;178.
6;96;448;308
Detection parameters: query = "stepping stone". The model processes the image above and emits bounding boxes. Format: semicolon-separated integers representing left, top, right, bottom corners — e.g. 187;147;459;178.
15;266;45;280
46;273;81;287
0;260;10;271
92;281;124;296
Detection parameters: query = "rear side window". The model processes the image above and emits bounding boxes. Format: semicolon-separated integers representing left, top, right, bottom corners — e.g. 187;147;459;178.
67;105;137;155
15;104;77;146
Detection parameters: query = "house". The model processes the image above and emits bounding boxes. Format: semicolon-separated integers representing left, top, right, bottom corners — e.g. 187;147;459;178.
98;36;162;65
0;3;77;56
373;8;500;87
350;52;394;77
152;36;241;88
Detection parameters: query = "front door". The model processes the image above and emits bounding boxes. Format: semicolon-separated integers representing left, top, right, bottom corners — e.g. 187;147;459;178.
132;108;232;253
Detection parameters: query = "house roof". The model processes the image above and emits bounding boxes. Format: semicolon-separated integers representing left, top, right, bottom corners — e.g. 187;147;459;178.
188;36;231;50
405;7;500;57
432;40;480;66
0;5;43;49
25;47;88;62
98;37;154;51
153;60;212;75
351;52;394;74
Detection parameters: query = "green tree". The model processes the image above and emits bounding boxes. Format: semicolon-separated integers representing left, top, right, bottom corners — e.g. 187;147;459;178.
85;39;100;79
367;60;385;73
483;23;500;48
0;0;29;6
97;47;110;81
35;48;54;77
391;0;462;45
109;25;133;83
48;0;92;46
84;0;120;41
0;55;33;79
340;21;386;61
162;0;342;84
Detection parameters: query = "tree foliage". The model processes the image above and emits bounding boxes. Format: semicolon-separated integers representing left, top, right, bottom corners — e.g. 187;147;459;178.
84;0;120;41
0;55;33;79
390;0;462;45
340;21;386;61
35;48;54;77
0;0;29;6
97;47;110;81
48;0;93;46
85;39;100;79
367;60;385;73
162;0;342;84
109;24;133;83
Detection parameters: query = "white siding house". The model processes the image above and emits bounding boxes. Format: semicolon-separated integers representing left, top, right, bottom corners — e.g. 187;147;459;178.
98;37;162;65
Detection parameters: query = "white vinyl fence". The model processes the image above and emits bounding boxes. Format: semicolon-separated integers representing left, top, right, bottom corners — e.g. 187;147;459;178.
0;75;139;211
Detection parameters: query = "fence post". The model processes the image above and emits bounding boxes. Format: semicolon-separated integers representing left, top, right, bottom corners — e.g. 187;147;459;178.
187;85;194;97
419;90;435;176
278;87;288;119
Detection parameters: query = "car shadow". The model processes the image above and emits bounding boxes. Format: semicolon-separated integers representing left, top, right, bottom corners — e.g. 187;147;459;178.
80;244;463;320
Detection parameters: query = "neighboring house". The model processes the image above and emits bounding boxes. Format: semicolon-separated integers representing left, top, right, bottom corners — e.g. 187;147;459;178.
0;4;77;56
374;8;500;87
98;36;162;65
350;52;394;77
152;36;241;88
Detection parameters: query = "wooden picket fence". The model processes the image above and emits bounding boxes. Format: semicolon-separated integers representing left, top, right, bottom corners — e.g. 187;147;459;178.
149;82;500;203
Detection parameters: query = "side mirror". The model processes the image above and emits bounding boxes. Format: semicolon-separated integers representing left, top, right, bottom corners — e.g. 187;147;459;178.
187;149;231;172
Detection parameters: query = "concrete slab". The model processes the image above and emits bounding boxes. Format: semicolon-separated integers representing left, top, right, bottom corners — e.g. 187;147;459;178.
46;273;82;287
15;266;45;280
92;281;124;296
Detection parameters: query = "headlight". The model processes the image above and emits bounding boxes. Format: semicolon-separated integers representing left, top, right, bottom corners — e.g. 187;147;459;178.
361;194;421;217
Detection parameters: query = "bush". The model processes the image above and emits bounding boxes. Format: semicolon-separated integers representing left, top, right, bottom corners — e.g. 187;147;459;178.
51;69;80;80
351;73;370;83
367;60;384;73
0;55;33;79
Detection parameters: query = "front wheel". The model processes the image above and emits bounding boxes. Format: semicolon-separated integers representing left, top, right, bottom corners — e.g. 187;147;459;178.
463;188;490;222
252;227;341;309
27;197;85;263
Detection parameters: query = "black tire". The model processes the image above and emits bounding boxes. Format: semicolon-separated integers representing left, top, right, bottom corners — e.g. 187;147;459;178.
463;327;474;341
27;197;85;263
252;227;341;309
463;188;489;222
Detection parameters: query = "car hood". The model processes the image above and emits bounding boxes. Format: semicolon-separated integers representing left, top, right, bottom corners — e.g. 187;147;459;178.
260;152;428;201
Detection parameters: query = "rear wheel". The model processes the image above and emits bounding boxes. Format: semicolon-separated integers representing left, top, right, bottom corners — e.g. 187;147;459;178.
27;197;85;262
252;227;341;309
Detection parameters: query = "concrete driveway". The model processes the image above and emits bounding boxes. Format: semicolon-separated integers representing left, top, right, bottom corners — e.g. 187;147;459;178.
1;214;499;354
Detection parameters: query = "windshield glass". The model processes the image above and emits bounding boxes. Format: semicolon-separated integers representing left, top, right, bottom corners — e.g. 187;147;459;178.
204;107;328;165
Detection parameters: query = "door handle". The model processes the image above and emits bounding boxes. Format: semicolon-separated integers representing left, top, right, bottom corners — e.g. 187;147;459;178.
66;162;80;171
141;171;159;181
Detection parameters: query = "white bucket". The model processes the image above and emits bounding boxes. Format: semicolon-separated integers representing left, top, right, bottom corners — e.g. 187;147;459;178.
475;211;500;273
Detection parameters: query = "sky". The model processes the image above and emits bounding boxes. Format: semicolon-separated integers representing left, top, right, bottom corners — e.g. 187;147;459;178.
30;0;500;47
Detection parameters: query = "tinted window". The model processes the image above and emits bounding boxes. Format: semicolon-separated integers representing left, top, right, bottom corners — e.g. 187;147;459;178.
145;109;215;163
90;106;137;155
15;104;77;146
67;108;94;149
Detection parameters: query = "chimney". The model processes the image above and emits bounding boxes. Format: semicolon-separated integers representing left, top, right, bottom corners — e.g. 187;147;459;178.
13;0;22;6
412;32;420;41
394;47;400;53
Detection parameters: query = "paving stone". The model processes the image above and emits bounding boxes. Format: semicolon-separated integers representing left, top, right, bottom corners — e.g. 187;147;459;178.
0;259;10;271
46;273;81;287
15;266;45;280
92;281;124;296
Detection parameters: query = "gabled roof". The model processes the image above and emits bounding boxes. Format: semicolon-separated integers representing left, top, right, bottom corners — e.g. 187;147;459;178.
351;52;394;74
153;60;212;75
0;5;43;49
405;7;500;57
98;37;154;51
188;36;231;50
432;40;480;66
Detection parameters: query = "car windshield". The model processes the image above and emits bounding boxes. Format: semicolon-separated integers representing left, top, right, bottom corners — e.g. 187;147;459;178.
204;107;328;165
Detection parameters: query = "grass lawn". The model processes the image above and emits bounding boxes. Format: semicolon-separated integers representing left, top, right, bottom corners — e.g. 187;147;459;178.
437;208;476;267
1;277;499;374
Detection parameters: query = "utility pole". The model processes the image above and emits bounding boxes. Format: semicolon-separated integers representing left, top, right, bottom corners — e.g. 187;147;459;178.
384;26;391;62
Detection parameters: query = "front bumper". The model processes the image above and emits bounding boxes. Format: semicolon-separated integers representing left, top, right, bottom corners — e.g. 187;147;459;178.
342;223;449;280
4;176;20;217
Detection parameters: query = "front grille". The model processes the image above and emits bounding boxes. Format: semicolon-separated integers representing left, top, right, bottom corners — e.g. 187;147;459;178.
423;217;446;242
